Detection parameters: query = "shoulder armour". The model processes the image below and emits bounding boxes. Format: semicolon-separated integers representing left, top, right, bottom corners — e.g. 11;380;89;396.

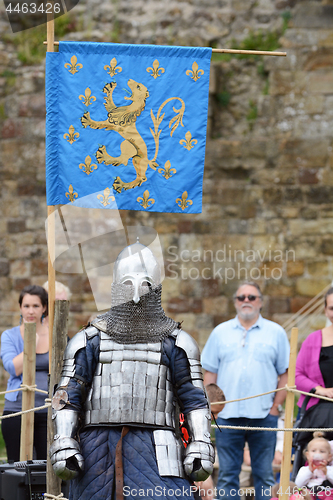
85;325;99;339
64;330;87;360
175;329;200;362
64;327;99;360
175;330;203;389
91;317;107;333
59;327;99;387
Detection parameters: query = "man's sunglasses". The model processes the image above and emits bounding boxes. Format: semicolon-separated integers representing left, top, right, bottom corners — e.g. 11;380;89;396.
235;295;260;302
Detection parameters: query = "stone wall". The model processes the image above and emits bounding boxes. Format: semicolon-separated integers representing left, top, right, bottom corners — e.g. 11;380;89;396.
0;0;333;351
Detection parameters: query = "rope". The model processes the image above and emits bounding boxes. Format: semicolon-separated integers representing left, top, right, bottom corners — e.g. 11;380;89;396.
210;385;292;406
212;424;333;433
0;402;51;420
43;493;68;500
210;385;333;406
0;385;48;396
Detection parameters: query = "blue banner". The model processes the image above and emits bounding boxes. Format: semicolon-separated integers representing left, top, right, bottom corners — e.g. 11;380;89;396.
46;42;211;213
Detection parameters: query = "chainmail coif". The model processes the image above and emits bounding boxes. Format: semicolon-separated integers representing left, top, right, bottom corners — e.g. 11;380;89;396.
97;283;179;344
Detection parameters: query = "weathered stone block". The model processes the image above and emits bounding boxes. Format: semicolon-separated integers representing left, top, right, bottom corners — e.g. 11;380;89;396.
0;259;9;276
203;296;228;315
268;297;290;314
307;260;330;277
308;72;333;94
7;219;26;234
321;237;333;255
286;261;304;277
299;168;319;184
306;186;333;204
1;119;23;139
10;260;31;278
304;95;324;114
293;2;333;29
269;70;307;96
290;296;313;313
167;297;202;314
296;278;330;297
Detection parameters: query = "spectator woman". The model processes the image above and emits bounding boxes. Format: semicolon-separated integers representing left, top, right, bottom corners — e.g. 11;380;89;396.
295;287;333;441
1;285;49;461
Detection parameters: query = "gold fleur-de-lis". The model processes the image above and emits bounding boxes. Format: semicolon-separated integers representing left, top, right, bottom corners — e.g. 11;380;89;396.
79;87;96;106
104;57;122;77
79;156;98;175
179;131;198;150
64;55;83;75
97;187;115;207
63;125;80;144
186;61;204;82
146;59;165;79
158;160;176;179
66;184;78;203
176;191;193;211
137;190;155;209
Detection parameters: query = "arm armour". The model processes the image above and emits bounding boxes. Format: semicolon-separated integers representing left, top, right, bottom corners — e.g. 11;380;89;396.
162;333;208;414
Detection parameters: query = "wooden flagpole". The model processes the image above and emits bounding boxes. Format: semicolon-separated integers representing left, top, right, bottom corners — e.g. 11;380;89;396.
43;41;286;57
280;327;299;500
212;48;286;56
46;8;62;498
46;12;55;369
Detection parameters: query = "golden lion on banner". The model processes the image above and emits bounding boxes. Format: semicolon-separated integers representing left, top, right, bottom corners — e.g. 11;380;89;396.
81;79;185;193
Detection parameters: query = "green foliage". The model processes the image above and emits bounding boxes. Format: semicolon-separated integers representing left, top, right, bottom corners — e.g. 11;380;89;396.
247;100;258;124
4;14;76;65
211;52;232;63
216;91;231;107
1;70;16;89
235;30;282;59
281;10;292;31
0;103;6;119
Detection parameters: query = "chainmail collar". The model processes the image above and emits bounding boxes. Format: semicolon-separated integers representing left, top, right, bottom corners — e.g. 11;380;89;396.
92;283;179;344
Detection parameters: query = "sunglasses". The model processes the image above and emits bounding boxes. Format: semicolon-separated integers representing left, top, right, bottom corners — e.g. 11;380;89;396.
235;295;260;302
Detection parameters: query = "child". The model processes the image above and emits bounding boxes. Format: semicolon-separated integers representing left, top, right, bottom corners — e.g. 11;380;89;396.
195;384;226;500
295;432;333;499
206;383;226;420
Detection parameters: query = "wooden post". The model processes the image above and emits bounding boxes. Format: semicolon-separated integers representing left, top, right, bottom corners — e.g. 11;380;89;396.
46;300;70;496
20;323;36;461
46;1;55;368
279;327;299;500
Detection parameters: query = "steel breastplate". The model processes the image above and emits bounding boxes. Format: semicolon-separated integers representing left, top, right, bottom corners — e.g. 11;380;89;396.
84;333;175;428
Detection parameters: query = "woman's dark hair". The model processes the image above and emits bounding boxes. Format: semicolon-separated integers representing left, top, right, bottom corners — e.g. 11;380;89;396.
18;285;48;317
324;287;333;308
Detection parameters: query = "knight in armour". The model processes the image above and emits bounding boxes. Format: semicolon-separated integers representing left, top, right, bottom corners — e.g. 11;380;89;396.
50;242;214;500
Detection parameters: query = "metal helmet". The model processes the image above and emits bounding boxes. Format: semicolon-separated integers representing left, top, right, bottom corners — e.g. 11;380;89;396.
113;241;161;303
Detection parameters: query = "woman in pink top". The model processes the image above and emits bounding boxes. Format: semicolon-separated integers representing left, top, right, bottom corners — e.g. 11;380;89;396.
295;287;333;412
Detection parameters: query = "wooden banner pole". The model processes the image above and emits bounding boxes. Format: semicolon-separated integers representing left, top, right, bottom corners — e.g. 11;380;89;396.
212;48;286;56
46;6;58;497
46;5;55;365
47;300;70;497
42;41;286;57
20;322;36;461
280;327;299;500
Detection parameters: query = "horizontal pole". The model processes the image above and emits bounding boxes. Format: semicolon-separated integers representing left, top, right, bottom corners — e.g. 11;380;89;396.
43;41;286;56
212;48;286;56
